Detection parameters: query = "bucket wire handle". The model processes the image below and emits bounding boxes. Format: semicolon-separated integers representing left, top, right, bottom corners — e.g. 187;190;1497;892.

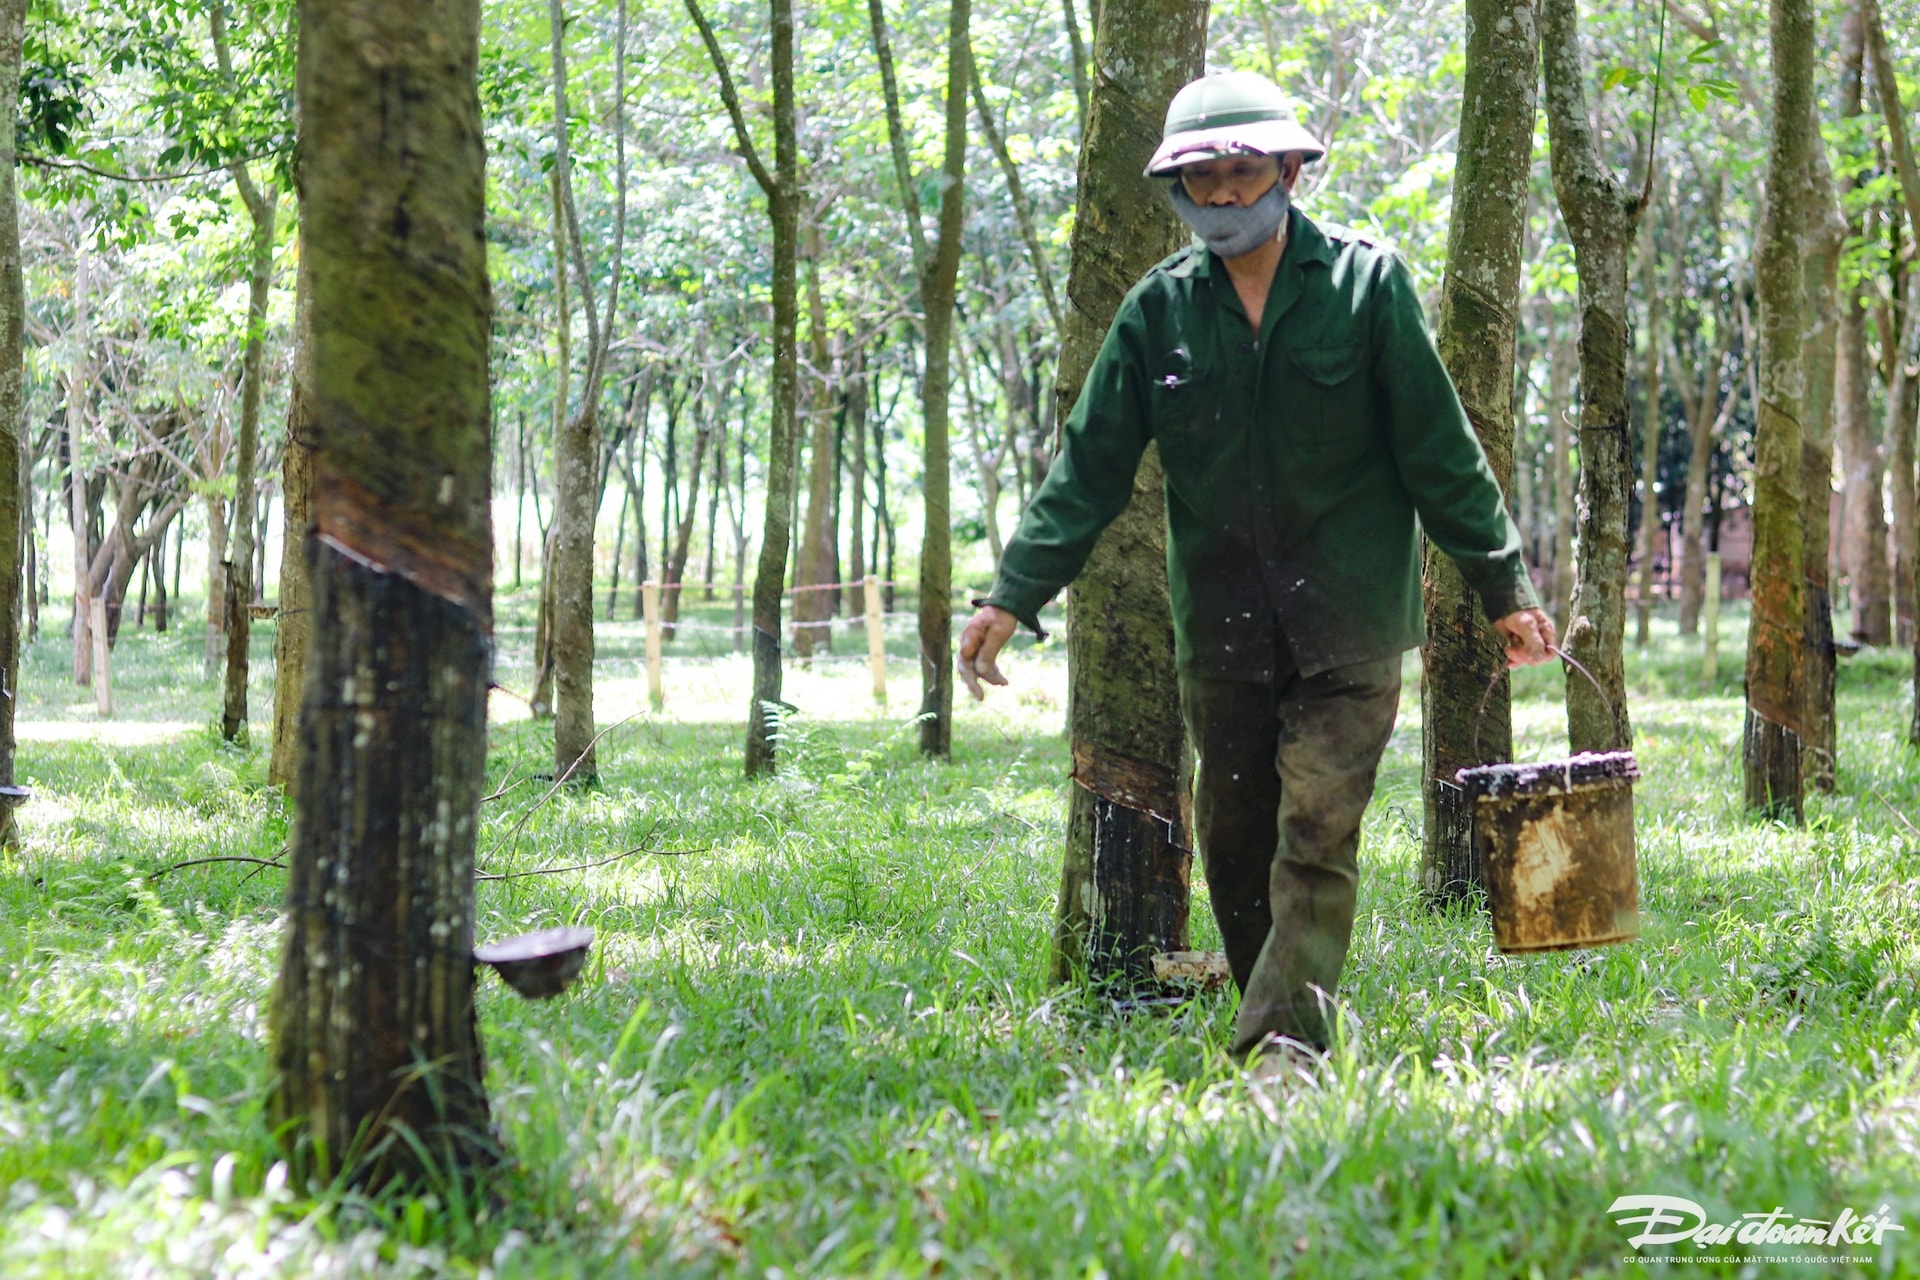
1468;645;1613;765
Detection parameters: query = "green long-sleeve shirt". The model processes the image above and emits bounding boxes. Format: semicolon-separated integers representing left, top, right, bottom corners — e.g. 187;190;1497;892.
984;207;1538;681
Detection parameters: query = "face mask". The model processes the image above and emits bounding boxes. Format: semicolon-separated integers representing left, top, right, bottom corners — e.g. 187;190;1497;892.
1169;179;1290;259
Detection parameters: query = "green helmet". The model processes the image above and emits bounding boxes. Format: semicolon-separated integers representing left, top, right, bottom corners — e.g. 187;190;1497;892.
1145;71;1326;177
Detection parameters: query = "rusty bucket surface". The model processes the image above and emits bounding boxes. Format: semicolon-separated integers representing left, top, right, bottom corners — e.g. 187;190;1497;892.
1456;750;1641;954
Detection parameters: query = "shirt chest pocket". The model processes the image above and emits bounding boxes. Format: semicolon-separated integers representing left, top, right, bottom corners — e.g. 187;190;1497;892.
1147;344;1221;451
1286;341;1368;455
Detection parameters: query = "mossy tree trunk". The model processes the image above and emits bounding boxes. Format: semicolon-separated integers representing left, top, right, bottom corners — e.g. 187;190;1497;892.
1420;0;1538;897
1742;0;1815;819
0;0;23;828
272;0;496;1184
1045;0;1203;984
1542;0;1640;755
686;0;799;776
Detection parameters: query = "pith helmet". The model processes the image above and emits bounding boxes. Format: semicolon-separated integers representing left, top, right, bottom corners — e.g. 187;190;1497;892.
1144;70;1327;176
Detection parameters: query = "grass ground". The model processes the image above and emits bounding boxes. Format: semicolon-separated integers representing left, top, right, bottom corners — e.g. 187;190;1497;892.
1;594;1918;1278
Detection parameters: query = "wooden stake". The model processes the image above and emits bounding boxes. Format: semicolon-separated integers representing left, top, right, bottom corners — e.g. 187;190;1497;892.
864;574;885;704
643;580;663;711
90;595;111;717
1703;552;1722;683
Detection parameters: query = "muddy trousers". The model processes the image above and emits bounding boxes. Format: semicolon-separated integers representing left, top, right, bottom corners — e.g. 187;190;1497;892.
1178;653;1402;1057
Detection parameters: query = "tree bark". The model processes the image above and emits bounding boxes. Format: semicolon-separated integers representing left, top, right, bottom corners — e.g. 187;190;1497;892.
547;0;627;784
269;253;312;793
865;0;970;755
1420;0;1539;897
867;0;970;757
793;229;836;658
273;0;495;1184
1742;0;1815;820
845;343;868;617
213;5;275;745
21;429;34;643
915;1;970;759
148;514;168;633
0;0;23;825
686;0;799;775
705;397;726;604
1549;330;1576;628
1835;10;1888;646
202;494;227;680
1045;0;1203;983
66;259;92;686
1801;111;1846;791
1542;0;1639;755
1865;0;1920;648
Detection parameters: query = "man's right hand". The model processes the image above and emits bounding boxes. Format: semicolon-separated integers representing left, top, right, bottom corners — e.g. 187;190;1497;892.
956;606;1019;701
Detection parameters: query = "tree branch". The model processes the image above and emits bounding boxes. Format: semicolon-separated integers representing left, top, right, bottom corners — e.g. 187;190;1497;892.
550;0;604;390
867;0;928;274
1863;0;1920;247
969;50;1062;335
683;0;779;201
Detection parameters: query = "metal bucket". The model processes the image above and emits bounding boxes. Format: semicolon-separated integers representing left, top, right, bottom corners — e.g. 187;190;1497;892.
1453;649;1641;953
1456;751;1640;952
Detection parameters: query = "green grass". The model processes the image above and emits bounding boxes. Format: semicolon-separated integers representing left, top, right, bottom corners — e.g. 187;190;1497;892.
2;600;1918;1277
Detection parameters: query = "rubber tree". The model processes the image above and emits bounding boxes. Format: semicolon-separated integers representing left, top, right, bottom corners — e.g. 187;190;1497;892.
211;4;276;745
1835;7;1891;648
269;250;312;794
1540;0;1644;756
1045;0;1204;984
685;0;799;776
272;0;497;1182
0;0;24;838
1742;0;1815;819
1863;0;1920;737
1864;0;1919;638
1419;0;1539;897
547;0;628;784
793;230;836;661
866;0;971;758
1801;103;1846;793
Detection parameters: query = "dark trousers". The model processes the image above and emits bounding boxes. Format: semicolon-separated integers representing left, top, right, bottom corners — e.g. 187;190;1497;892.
1178;652;1402;1056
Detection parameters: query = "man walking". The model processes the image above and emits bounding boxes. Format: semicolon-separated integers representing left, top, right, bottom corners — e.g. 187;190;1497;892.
957;70;1556;1065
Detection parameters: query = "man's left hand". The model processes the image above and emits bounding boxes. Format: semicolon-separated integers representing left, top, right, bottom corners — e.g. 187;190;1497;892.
1494;607;1556;668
